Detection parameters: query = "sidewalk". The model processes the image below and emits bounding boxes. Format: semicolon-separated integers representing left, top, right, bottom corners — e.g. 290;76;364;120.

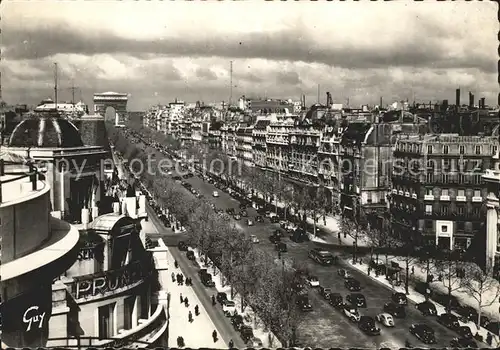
154;241;228;349
347;256;499;348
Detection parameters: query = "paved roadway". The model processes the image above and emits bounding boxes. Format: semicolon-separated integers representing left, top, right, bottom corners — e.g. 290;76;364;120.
131;135;465;348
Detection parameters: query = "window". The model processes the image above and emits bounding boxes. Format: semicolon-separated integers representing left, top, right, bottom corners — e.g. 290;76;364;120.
441;189;449;196
98;303;116;340
493;145;498;155
443;145;449;154
473;207;480;216
425;220;433;229
457;189;465;197
457;206;465;215
427;145;433;154
425;205;433;214
474;189;481;198
441;205;449;215
124;296;135;330
442;174;449;183
475;145;481;155
426;173;434;182
443;159;450;170
459;145;465;155
442;225;448;233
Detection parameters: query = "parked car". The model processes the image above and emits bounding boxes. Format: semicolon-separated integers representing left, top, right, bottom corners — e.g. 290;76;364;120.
226;208;235;215
346;293;367;308
255;215;264;223
307;276;320;287
344;277;361;291
222;300;236;316
269;233;281;244
296;294;313;312
391;292;408;305
231;314;244;330
450;337;478;348
414;282;433;297
177;241;188;251
216;292;228;304
212;190;219;197
376;313;395;327
239;203;247;209
275;242;287;253
246;337;263;348
338;269;352;279
358;316;381;335
319;286;332;300
186;250;195;260
437;313;460;330
246;218;254;226
409;323;437;344
240;325;254;343
233;214;241;220
433;293;462;311
456;326;473;339
250;235;260;244
329;293;344;308
240;210;248;217
416;301;437;316
343;304;361;322
383;302;406;318
270;213;280;223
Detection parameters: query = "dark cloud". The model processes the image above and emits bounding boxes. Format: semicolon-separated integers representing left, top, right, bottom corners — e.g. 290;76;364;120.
2;18;495;73
195;67;217;81
276;71;301;85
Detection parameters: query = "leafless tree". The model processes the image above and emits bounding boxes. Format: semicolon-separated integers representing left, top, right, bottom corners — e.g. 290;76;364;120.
461;263;500;329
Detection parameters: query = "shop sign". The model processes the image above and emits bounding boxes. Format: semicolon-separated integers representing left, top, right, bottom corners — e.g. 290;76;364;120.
23;306;46;331
73;261;146;299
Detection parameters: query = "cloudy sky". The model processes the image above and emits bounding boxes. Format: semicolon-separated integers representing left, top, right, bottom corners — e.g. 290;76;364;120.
2;1;498;111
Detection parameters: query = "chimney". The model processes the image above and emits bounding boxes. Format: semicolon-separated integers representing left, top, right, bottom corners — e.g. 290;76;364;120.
480;97;485;109
326;92;332;106
469;92;474;108
456;88;460;106
380;96;383;108
442;99;449;112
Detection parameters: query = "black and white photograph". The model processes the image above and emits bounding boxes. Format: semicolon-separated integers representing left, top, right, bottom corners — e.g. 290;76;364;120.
0;1;499;349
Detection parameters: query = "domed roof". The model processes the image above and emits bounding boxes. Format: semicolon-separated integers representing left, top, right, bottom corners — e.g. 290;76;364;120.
8;116;84;148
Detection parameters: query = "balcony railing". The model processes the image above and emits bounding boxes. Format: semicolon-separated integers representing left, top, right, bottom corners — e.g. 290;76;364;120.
0;159;41;204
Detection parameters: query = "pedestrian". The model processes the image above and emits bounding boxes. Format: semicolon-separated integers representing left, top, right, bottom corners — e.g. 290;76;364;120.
486;332;492;346
411;266;415;275
344;232;347;238
195;304;199;316
176;274;181;285
180;274;184;285
229;339;234;349
212;295;216;306
184;297;189;307
338;232;341;240
171;272;175;282
212;329;218;343
188;310;193;323
174;259;179;268
180;293;184;304
177;336;185;348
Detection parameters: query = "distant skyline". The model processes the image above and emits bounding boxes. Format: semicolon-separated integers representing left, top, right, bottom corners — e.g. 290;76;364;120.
1;1;498;111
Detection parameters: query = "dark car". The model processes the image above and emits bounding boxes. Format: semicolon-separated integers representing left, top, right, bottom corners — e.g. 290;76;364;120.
255;216;264;223
485;321;500;334
437;313;460;330
456;326;473;339
270;215;280;223
239;203;247;209
269;233;281;244
240;210;248;217
309;248;335;265
344;277;361;291
329;293;344;308
290;229;309;243
275;242;287;253
450;337;478;348
456;306;487;325
172;175;182;180
319;286;333;300
358;316;381;336
231;314;244;330
346;293;367;308
273;229;285;238
177;241;188;251
240;325;254;343
383;302;406;318
296;295;313;312
186;250;195;260
416;301;438;316
226;208;235;215
217;292;228;305
392;292;407;305
414;282;433;297
409;324;437;344
433;293;461;311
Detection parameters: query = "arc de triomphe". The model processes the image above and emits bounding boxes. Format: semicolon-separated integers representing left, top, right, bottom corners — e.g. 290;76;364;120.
93;92;128;125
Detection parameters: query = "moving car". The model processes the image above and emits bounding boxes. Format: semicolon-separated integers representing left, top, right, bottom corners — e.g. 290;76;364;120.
456;326;473;339
308;248;335;265
212;190;219;197
338;269;352;279
392;292;408;305
275;242;287;253
269;233;281;244
343;304;361;322
222;300;236;316
246;218;254;226
437;313;460;330
319;286;332;300
344;277;361;291
450;337;478;348
409;324;437;344
376;313;395;327
383;302;406;318
416;301;438;316
328;293;344;308
307;276;320;287
250;235;260;244
296;294;313;312
358;316;381;335
346;293;367;308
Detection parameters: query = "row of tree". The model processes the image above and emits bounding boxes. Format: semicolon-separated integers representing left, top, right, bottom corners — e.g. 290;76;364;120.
124;123;500;331
108;123;306;346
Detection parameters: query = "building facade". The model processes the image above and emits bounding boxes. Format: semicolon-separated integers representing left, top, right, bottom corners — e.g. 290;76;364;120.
483;150;500;279
391;134;499;251
265;115;296;173
252;118;270;169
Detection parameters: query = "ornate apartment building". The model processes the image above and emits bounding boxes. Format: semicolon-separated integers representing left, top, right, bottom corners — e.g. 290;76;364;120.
265;114;296;173
252;118;270;169
391;134;499;252
483;150;500;278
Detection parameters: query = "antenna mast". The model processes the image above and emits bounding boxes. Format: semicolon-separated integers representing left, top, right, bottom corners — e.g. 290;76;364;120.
229;60;233;107
317;84;320;104
69;81;79;105
54;63;58;109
